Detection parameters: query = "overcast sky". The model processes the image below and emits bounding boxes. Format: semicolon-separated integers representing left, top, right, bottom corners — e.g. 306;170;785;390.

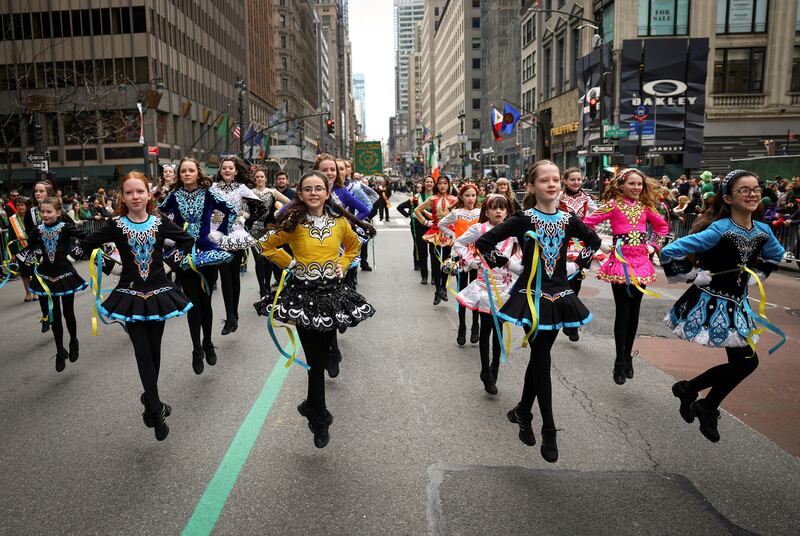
349;0;395;142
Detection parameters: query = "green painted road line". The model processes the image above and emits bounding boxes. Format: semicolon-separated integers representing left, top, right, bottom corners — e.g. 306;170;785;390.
181;344;295;536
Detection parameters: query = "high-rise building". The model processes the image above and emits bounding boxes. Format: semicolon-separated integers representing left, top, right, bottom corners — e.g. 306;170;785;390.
353;73;366;139
246;0;278;130
0;0;252;184
393;0;425;165
418;0;446;161
318;0;355;158
481;0;521;179
433;0;482;178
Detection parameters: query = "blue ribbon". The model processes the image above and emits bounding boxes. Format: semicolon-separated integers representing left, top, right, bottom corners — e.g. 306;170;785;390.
482;268;507;363
742;298;787;355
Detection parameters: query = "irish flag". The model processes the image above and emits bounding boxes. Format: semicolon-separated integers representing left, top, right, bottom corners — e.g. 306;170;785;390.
429;143;440;180
491;107;504;141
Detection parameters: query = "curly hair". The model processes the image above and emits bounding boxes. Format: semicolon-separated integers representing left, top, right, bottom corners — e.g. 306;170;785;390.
600;168;660;210
173;157;213;191
271;171;376;238
216;155;253;188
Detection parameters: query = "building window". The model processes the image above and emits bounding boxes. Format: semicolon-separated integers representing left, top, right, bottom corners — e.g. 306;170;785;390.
713;47;766;93
472;58;480;69
281;56;287;69
792;46;800;92
598;4;614;44
472;98;480;109
472;17;480;29
473;0;480;7
716;0;768;34
280;35;286;48
522;17;535;46
570;27;581;89
797;0;800;31
472;37;480;49
543;45;552;100
472;118;481;130
556;36;565;94
472;78;480;89
281;78;288;91
280;14;286;27
638;0;690;36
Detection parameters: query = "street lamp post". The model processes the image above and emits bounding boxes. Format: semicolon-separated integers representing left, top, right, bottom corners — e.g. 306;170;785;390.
298;120;306;174
235;78;247;159
118;77;165;181
436;132;442;168
457;110;466;179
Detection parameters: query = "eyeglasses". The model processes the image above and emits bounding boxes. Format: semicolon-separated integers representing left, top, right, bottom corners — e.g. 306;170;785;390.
301;186;327;194
735;186;762;197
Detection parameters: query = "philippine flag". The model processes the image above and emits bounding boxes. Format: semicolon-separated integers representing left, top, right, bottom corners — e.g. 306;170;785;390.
491;107;503;141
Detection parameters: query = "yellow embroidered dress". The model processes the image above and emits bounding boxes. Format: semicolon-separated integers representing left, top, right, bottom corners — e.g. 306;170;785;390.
254;210;376;330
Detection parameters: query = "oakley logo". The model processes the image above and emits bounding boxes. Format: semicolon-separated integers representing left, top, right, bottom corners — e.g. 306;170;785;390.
642;80;688;97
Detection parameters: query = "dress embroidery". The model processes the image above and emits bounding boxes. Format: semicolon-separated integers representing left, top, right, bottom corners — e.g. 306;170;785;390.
175;189;205;239
302;214;335;243
294;260;338;280
722;227;768;265
116;286;173;299
39;222;65;263
117;216;159;280
617;199;645;227
525;209;569;278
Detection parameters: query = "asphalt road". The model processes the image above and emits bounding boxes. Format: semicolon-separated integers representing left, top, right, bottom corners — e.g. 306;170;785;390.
1;205;798;536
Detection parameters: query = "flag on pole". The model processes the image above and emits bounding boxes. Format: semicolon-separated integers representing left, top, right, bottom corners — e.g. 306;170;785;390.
501;103;522;135
422;127;432;143
491;107;504;141
429;143;440;181
232;125;241;140
215;112;230;139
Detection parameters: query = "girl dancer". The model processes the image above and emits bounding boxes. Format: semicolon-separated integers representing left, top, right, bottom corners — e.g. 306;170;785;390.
153;164;177;202
26;181;58;332
248;166;291;299
397;180;428;277
159;157;236;375
454;194;520;394
414;176;457;305
558;167;597;342
583;169;669;385
25;197;88;372
8;196;35;303
476;160;600;462
398;176;434;283
210;156;260;335
439;183;482;345
494;178;521;213
254;171;376;448
78;172;194;441
661;170;784;442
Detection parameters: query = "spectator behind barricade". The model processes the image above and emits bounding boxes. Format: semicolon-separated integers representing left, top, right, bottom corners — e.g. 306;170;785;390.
66;200;81;223
657;187;675;220
672;195;689;221
92;197;110;220
78;199;92;221
4;190;19;217
676;174;689;196
700;191;717;215
762;197;780;224
684;191;701;215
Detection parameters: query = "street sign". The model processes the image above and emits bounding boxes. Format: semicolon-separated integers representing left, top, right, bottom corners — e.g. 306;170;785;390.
32;161;49;171
604;125;627;138
633;105;649;121
590;145;615;154
147;146;159;155
27;153;47;162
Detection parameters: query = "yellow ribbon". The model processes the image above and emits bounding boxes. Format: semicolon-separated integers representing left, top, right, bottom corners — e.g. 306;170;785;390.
89;248;102;336
269;269;300;368
33;265;54;324
522;241;540;348
741;266;769;357
613;243;662;299
483;264;512;357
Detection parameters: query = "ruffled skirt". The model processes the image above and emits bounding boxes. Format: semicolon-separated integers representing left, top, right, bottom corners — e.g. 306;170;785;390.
422;225;453;247
664;286;756;348
596;244;656;284
455;270;515;314
254;277;375;331
29;270;87;296
99;283;192;322
209;228;260;251
496;286;592;331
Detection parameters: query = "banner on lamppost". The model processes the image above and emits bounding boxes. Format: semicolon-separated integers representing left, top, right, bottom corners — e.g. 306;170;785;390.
618;38;709;168
576;46;611;150
354;141;383;175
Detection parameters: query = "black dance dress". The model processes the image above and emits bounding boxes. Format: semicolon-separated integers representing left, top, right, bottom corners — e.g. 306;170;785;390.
76;215;194;322
476;208;600;330
26;221;88;296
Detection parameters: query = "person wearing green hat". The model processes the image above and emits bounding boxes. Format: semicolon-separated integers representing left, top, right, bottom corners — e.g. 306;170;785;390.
699;171;715;195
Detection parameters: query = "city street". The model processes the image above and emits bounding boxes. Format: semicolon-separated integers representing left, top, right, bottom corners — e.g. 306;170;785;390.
1;205;799;536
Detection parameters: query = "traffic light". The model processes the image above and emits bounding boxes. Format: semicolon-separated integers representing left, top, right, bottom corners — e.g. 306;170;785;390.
588;97;599;119
33;122;43;144
326;118;335;134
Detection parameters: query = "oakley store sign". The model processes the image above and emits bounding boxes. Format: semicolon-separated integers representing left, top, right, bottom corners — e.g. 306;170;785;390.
619;38;709;169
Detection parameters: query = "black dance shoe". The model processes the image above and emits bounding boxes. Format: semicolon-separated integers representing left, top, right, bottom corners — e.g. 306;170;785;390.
68;339;79;363
540;427;559;463
421;277;428;285
507;405;536;446
192;349;205;375
456;326;466;346
327;347;342;378
613;365;626;385
41;318;50;333
625;350;638;379
564;327;580;342
298;401;334;449
203;342;217;366
55;349;67;372
360;263;373;272
690;400;720;442
147;403;170;441
221;318;238;335
672;381;697;423
414;264;420;271
433;289;442;306
441;289;449;302
470;323;479;344
480;371;498;395
141;394;171;428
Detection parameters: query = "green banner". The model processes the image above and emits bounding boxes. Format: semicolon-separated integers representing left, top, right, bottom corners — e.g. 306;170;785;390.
354;141;383;175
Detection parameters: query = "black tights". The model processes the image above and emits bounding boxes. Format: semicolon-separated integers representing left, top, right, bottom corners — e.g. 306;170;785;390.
297;327;335;413
126;321;166;411
428;243;451;291
519;330;559;429
611;283;645;366
219;250;244;322
686;347;759;409
413;227;429;277
41;294;76;353
253;250;273;298
479;312;502;376
178;266;217;351
457;270;479;330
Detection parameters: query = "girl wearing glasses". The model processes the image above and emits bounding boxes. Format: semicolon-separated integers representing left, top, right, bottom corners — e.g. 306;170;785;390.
661;170;784;443
254;171;375;448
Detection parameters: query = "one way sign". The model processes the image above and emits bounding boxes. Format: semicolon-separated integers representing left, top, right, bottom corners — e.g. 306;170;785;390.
590;145;615;154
